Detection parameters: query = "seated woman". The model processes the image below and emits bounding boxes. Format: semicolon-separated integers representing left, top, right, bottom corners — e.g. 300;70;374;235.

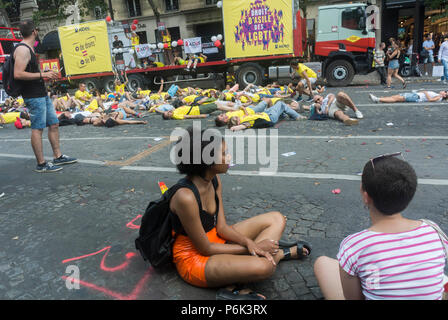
169;127;311;299
185;53;207;72
314;154;448;300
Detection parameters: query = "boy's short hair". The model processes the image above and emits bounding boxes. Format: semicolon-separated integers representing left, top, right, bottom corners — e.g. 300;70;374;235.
215;117;227;127
362;157;417;215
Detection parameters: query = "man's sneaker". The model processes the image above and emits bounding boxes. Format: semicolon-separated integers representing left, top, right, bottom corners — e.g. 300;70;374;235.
355;110;364;119
296;96;303;102
306;96;314;103
35;161;63;173
185;68;190;72
369;94;379;103
343;118;359;126
53;155;77;166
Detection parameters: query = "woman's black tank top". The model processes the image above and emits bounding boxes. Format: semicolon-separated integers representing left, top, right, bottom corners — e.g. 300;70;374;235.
170;177;219;236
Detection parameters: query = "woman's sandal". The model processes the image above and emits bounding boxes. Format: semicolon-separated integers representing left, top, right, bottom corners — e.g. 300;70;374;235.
216;285;266;300
279;239;312;261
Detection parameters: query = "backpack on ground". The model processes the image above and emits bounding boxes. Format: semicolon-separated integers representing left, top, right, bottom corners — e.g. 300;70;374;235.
135;178;205;268
2;43;31;98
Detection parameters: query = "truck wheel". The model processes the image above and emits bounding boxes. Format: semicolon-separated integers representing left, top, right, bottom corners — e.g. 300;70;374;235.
236;63;265;88
84;78;101;92
325;60;355;87
127;74;145;92
102;77;115;93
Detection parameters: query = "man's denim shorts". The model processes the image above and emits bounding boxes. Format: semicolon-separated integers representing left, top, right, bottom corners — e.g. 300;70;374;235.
424;54;434;64
400;93;419;102
24;96;59;130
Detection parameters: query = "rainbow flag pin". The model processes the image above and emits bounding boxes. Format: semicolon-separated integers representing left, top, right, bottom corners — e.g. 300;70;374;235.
158;181;168;194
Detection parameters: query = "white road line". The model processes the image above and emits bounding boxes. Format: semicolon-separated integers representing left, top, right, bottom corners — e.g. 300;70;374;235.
355;102;447;107
120;166;448;186
0;136;166;142
1;153;447;186
1;135;448;142
354;87;448;93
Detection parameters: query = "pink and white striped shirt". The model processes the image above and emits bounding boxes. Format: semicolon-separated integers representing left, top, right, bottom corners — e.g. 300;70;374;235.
337;221;448;300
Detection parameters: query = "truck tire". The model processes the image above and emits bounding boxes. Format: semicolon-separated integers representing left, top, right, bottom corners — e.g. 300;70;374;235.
127;74;145;92
325;60;355;87
236;63;265;88
102;76;115;93
84;78;101;92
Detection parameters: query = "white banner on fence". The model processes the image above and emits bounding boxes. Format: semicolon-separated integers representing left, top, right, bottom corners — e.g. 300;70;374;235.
184;37;202;54
135;44;152;59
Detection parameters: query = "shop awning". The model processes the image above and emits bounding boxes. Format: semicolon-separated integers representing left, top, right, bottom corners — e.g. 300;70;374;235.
41;30;61;51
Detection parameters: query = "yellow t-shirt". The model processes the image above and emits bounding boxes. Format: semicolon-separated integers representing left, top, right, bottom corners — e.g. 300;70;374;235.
75;90;92;102
86;99;99;112
240;113;271;128
16;97;24;105
137;90;151;97
153;62;165;67
131;36;139;48
1;112;21;124
270;97;283;105
251;94;261;103
297;63;317;79
226;108;255;120
183;95;198;104
115;84;126;95
161;92;170;100
162;34;171;48
223;92;235;101
177;58;187;65
172;106;200;120
150;94;161;100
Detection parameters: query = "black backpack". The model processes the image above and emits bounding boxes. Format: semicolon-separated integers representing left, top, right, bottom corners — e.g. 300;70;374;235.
2;43;31;98
135;178;206;268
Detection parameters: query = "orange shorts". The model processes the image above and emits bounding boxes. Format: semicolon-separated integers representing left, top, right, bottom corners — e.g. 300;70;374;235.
172;227;226;288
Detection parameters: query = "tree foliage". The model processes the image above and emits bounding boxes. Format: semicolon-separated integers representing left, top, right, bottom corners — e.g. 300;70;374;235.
424;0;448;9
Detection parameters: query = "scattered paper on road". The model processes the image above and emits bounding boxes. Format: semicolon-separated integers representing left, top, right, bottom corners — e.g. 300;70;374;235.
281;152;296;157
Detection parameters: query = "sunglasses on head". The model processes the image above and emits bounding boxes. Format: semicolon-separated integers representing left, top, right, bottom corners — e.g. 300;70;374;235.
370;152;404;172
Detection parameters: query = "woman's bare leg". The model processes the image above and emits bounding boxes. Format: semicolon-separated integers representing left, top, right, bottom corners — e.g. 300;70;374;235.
204;212;286;287
379;95;405;103
386;69;393;87
313;256;345;300
393;69;405;84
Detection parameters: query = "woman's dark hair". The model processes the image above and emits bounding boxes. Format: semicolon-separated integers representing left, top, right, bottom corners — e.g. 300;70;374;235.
105;118;118;128
361;157;417;215
175;126;223;178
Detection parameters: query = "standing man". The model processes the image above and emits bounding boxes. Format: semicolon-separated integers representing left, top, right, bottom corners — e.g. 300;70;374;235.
422;33;435;76
374;42;387;86
126;31;141;68
112;35;125;71
13;20;77;172
437;36;448;84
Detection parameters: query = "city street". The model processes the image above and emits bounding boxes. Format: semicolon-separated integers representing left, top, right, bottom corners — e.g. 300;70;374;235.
0;80;447;300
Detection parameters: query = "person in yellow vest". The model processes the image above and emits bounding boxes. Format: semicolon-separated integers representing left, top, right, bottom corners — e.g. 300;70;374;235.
126;31;141;68
74;83;94;108
0;111;30;125
290;60;318;103
161;29;174;65
228;99;306;131
162;102;235;120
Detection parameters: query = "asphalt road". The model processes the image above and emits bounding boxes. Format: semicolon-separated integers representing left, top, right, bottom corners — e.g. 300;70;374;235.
0;80;447;300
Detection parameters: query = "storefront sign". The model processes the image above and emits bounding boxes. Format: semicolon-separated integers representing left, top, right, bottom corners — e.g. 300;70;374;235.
58;20;113;75
223;0;293;59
